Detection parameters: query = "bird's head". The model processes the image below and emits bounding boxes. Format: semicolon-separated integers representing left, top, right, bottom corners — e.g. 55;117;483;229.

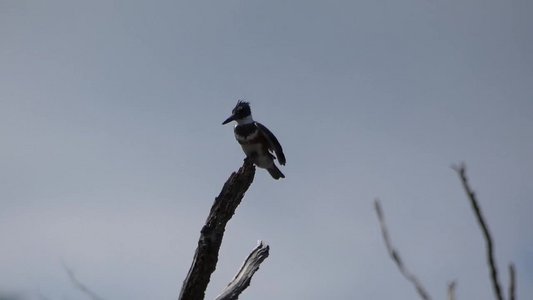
222;100;252;125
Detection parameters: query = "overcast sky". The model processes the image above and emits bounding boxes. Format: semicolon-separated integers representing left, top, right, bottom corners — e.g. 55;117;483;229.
1;1;532;299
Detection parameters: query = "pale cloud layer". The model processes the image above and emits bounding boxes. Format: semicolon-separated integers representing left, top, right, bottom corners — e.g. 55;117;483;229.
1;1;532;299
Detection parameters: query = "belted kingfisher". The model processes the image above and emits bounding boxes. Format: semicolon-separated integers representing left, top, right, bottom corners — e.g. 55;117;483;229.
222;101;286;179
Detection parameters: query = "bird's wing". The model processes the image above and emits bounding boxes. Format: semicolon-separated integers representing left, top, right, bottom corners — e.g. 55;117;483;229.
256;122;286;165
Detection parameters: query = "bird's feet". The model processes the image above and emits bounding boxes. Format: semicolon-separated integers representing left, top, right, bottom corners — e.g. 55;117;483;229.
244;153;258;166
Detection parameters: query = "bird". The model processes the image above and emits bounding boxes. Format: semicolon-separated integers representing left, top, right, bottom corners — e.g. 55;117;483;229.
222;101;286;179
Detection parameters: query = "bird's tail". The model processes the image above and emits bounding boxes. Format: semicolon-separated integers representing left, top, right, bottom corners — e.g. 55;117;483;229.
267;165;285;180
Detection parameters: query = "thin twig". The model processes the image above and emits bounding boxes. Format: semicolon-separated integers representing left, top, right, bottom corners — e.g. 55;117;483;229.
508;263;516;300
63;264;106;300
374;199;432;300
447;281;456;300
453;163;504;300
215;241;270;300
178;159;256;300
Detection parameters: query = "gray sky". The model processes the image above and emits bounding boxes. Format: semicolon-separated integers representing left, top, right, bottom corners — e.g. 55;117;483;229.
1;0;532;299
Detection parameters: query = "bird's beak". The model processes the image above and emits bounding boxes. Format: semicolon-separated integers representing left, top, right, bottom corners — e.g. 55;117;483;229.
222;114;236;125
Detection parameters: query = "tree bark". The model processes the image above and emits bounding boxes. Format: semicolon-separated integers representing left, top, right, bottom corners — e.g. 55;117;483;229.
178;160;256;300
215;241;270;300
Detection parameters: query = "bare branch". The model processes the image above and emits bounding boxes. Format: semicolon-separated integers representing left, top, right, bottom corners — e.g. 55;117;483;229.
508;263;516;300
453;163;504;300
447;281;456;300
215;241;270;300
374;199;432;300
63;264;106;300
178;159;256;300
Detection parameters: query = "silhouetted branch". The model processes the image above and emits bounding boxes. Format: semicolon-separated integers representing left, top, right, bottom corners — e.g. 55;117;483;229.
178;159;256;300
374;199;432;300
215;241;270;300
508;264;516;300
63;264;106;300
453;163;504;300
447;281;456;300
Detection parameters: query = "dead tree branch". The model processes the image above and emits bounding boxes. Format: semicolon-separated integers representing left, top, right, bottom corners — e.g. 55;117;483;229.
178;159;256;300
63;264;106;300
215;241;270;300
453;163;504;300
447;281;456;300
374;199;432;300
508;264;516;300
